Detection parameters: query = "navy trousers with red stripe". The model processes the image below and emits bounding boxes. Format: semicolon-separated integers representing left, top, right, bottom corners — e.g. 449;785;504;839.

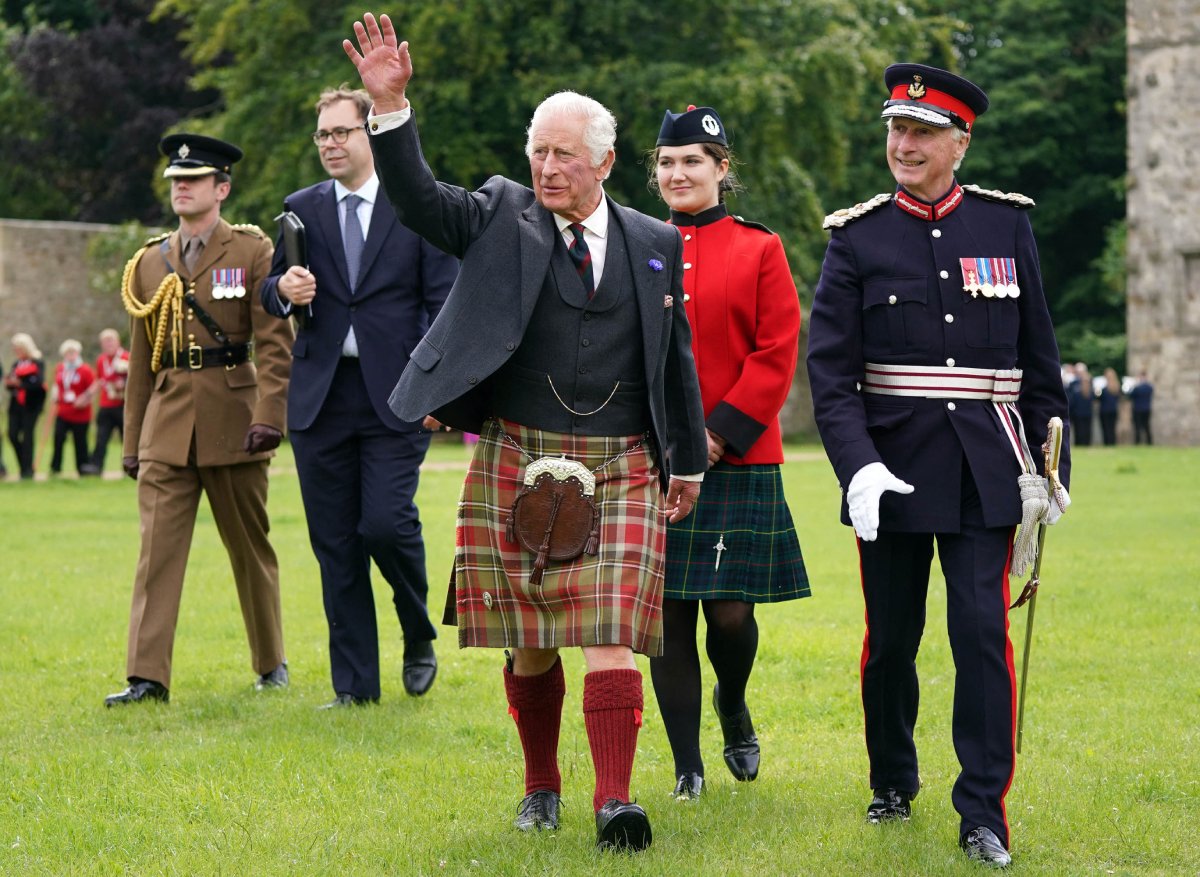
857;471;1017;848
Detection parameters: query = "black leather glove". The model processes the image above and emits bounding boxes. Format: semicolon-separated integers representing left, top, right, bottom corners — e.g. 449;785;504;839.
122;456;139;480
242;423;283;454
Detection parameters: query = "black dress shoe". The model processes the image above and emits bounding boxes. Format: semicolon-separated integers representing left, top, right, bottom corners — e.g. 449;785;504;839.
402;639;437;696
255;662;288;690
595;799;652;851
961;826;1012;867
318;693;375;710
672;772;704;800
514;789;561;831
713;684;759;781
104;679;169;707
866;788;915;823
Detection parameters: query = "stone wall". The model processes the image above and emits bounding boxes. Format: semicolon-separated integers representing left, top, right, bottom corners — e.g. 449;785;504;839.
1126;0;1200;444
0;219;130;366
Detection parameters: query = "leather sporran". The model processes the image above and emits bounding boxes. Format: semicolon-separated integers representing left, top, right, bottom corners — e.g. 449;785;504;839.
507;456;600;585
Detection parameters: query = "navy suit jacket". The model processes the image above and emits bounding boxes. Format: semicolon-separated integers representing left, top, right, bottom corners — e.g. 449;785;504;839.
807;186;1070;533
261;179;457;432
369;114;708;491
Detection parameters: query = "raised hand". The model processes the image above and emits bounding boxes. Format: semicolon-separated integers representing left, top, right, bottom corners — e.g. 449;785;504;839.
343;13;412;114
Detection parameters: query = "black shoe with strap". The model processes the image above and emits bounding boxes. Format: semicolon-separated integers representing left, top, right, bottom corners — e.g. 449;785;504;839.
713;684;759;781
960;826;1012;867
595;799;652;851
671;772;704;800
514;789;561;831
104;678;169;707
866;787;915;823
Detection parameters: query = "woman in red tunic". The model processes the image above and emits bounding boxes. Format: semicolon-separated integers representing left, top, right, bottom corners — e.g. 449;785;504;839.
648;106;810;799
50;338;95;475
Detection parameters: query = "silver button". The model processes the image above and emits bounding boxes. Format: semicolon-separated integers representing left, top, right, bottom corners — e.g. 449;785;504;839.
947;402;957;411
683;262;693;269
932;229;942;238
946;357;956;367
683;293;691;302
684;234;692;241
482;591;493;608
888;294;898;305
944;314;954;323
856;381;862;391
939;270;949;279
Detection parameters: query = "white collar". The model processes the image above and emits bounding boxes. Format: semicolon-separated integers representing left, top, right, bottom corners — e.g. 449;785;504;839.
553;194;609;239
334;173;379;205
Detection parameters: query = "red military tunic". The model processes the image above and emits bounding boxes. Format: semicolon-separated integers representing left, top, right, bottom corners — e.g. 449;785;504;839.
54;361;95;425
670;205;800;463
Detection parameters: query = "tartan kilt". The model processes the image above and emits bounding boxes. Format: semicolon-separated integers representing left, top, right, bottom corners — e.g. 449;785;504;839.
451;418;666;656
664;462;810;602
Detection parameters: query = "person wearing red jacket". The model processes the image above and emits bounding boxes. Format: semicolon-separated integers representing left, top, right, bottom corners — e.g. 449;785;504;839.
81;328;130;475
5;333;47;480
50;339;95;476
647;106;810;800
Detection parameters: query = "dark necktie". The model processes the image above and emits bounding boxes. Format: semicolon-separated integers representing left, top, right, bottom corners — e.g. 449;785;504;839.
566;222;595;300
343;193;364;292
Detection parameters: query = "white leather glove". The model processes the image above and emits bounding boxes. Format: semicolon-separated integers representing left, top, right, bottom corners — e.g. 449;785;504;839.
847;462;915;542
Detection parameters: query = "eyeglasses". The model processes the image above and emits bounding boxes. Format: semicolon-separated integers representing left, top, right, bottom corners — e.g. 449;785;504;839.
311;125;365;145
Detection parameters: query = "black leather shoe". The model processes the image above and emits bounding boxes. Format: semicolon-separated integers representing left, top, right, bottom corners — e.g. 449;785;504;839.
255;662;288;690
514;789;561;831
713;685;759;781
672;772;704;800
104;679;169;707
402;639;437;696
960;826;1012;867
595;799;652;851
318;693;375;710
866;788;915;823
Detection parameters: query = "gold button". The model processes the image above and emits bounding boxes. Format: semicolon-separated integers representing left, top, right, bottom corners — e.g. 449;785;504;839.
683;293;691;302
684;234;692;241
683;262;693;269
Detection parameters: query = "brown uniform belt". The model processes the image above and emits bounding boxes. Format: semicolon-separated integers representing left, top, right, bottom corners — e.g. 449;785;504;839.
166;342;253;370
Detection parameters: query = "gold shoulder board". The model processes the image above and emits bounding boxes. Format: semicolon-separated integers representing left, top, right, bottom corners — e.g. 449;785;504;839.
823;193;892;229
961;184;1036;209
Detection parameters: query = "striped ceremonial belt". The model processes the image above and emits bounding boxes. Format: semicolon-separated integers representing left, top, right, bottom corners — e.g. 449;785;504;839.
862;363;1023;403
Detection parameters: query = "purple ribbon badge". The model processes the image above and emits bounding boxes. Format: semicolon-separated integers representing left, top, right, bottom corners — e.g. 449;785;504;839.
648;259;663;272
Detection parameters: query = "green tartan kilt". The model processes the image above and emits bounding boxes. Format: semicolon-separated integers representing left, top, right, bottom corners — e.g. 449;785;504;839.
451;418;667;656
663;462;811;602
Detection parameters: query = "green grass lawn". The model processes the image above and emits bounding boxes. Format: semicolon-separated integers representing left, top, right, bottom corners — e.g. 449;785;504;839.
1;441;1197;875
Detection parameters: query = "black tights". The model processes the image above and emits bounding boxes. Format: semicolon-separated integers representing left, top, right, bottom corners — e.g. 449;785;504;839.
649;598;759;776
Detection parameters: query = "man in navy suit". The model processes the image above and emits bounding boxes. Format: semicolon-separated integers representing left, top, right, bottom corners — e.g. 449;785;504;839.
261;86;457;706
808;64;1070;867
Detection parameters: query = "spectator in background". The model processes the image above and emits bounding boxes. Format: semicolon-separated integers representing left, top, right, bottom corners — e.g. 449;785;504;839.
5;333;47;480
1130;370;1154;445
50;339;95;476
1098;366;1120;446
82;328;130;475
1067;362;1094;447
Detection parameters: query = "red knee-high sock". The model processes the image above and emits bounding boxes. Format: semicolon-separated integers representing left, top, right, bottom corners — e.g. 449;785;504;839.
503;658;566;796
582;668;644;813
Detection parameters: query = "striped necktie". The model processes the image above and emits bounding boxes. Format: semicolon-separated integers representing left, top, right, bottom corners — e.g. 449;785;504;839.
566;222;595;299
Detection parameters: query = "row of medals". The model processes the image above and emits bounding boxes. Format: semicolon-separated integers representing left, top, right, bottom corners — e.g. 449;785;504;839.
211;283;246;300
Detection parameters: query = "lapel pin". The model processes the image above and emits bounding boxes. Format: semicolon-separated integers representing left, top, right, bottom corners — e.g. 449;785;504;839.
648;259;663;272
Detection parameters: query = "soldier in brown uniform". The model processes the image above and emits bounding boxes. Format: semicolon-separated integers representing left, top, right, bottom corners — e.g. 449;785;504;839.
105;134;294;707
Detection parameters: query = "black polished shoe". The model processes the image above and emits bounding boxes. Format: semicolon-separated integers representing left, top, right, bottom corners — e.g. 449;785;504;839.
595;799;652;852
961;826;1012;868
104;679;169;707
402;639;437;696
671;772;704;800
318;693;375;710
514;789;561;831
713;685;759;781
255;662;288;691
866;788;915;823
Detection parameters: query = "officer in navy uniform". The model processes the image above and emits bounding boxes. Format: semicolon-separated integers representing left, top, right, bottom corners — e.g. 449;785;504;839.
807;64;1071;867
